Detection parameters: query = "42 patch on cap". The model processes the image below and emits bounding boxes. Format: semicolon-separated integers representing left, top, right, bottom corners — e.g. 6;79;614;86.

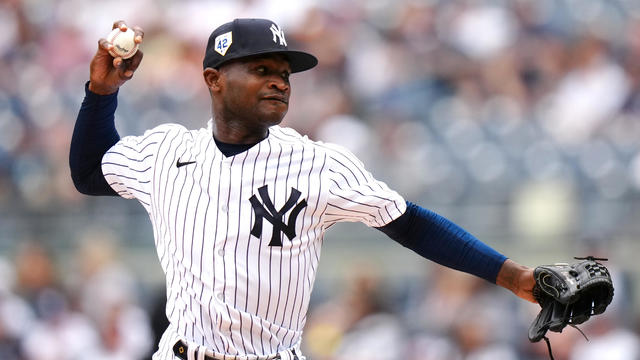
214;31;233;56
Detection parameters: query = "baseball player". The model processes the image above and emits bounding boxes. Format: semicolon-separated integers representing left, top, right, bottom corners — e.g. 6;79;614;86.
70;19;536;360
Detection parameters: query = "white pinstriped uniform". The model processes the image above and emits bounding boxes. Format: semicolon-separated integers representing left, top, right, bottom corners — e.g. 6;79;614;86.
102;121;406;360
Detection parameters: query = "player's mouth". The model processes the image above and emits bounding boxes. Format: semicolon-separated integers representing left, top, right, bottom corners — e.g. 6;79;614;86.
262;95;288;104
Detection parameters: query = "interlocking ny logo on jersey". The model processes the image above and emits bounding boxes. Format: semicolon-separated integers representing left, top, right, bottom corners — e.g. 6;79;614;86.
269;23;287;46
249;185;307;246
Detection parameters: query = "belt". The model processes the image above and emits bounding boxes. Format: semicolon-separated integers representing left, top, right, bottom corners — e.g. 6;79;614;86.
173;340;299;360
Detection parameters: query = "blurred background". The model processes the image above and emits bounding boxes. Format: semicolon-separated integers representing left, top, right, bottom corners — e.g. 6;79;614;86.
1;0;640;359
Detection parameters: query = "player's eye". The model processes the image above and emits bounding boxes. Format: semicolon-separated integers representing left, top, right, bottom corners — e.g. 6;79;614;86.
282;72;290;82
256;66;267;74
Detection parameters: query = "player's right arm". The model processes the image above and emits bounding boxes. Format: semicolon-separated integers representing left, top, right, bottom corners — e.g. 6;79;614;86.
69;21;143;196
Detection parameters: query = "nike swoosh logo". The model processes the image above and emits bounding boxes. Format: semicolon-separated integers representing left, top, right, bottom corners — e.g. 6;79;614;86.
176;159;196;168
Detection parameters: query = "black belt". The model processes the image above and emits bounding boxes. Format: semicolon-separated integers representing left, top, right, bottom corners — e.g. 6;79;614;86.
173;341;295;360
173;341;207;360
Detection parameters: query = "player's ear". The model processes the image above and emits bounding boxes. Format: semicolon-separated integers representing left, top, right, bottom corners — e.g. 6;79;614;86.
203;67;222;93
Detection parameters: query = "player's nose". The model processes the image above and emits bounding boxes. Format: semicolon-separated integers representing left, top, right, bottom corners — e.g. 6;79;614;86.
267;77;289;93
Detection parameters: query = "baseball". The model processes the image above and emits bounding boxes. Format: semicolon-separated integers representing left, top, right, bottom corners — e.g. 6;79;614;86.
106;27;138;59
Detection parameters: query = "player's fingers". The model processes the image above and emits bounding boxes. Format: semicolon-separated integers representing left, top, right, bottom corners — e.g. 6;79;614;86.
132;26;145;44
112;20;127;31
126;50;144;72
98;38;113;52
113;56;123;68
122;69;134;79
120;62;136;79
118;50;143;79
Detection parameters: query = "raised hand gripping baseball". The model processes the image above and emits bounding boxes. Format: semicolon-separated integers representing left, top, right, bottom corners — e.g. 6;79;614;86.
89;20;144;95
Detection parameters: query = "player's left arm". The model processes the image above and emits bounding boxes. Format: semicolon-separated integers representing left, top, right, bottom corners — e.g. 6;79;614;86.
377;202;535;303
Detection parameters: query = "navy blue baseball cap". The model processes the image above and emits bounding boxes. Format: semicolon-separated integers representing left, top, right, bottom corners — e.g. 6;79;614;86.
203;18;318;73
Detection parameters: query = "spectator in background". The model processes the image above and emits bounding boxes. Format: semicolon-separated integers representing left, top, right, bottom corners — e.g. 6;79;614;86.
403;266;519;360
13;243;58;309
0;256;32;360
569;316;640;360
71;230;153;360
10;237;153;360
304;262;409;360
12;243;98;360
20;288;99;360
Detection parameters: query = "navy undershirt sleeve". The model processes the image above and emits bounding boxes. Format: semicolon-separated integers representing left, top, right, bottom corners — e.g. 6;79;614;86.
376;201;507;283
69;82;120;196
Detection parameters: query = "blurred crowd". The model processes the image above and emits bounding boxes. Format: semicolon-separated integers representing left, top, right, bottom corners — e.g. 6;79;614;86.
2;0;640;358
3;0;640;212
0;234;157;360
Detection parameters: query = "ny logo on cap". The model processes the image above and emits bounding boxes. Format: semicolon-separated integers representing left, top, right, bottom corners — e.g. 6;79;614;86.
269;23;287;46
214;31;233;56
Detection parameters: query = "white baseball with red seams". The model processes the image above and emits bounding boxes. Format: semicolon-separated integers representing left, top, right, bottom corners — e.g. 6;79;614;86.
106;27;138;59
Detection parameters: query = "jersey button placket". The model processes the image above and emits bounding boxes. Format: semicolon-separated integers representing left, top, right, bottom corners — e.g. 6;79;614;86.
214;157;231;305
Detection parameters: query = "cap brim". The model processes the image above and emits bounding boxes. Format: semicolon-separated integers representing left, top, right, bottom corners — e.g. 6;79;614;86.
211;49;318;73
280;50;318;73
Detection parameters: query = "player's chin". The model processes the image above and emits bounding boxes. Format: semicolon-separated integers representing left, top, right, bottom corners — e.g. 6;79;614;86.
259;103;288;124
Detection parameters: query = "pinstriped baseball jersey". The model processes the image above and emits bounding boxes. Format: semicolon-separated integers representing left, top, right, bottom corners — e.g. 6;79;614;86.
102;121;406;359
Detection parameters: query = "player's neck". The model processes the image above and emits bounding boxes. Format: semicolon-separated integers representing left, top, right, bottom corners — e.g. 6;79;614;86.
211;118;269;145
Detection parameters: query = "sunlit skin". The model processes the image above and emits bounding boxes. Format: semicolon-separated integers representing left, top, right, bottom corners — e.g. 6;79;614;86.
203;54;292;145
498;259;535;303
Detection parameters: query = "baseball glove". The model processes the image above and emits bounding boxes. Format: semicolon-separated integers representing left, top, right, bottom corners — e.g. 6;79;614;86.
528;256;614;358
